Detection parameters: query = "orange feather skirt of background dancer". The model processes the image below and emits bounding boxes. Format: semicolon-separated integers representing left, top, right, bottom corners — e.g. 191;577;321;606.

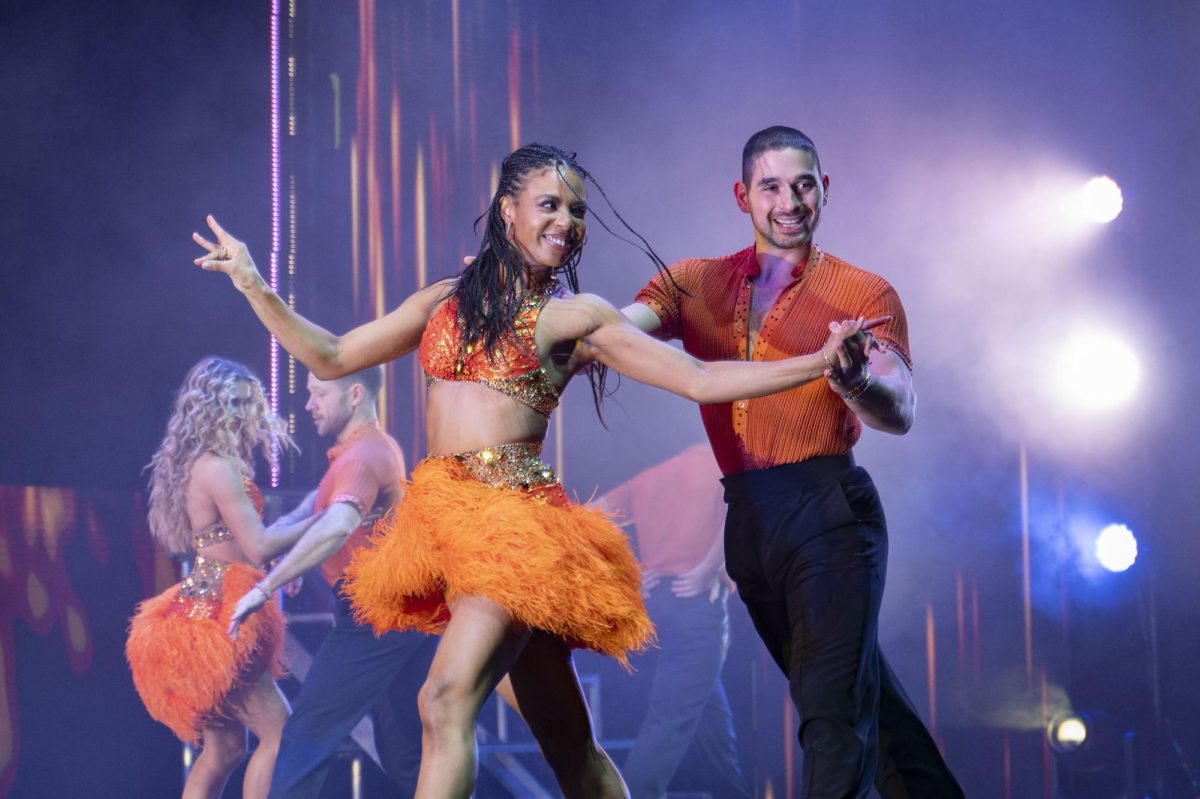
125;561;286;745
343;456;655;668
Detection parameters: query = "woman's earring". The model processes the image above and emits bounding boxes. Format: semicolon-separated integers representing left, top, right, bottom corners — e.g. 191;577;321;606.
505;220;513;239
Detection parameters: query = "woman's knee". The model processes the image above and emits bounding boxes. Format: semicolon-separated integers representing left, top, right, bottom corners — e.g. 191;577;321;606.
417;674;475;738
199;730;248;772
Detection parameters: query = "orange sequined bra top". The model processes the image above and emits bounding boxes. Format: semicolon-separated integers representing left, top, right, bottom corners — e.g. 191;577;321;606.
419;285;561;417
173;479;265;619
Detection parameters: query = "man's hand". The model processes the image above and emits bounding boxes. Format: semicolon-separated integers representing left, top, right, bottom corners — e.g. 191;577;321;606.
193;215;266;295
822;315;889;393
671;560;722;602
228;583;270;639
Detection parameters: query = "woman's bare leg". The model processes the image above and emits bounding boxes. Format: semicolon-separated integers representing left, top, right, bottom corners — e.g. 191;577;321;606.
182;717;246;799
227;669;291;799
507;631;629;799
416;595;532;799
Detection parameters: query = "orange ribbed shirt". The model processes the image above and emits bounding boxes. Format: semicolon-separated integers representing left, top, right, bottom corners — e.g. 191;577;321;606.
315;423;406;585
635;245;912;476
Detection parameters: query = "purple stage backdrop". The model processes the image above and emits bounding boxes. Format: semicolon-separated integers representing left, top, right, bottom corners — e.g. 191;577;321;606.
2;1;1198;796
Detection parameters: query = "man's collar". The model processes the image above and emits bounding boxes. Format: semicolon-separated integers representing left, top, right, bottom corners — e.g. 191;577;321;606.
326;419;380;462
742;244;821;280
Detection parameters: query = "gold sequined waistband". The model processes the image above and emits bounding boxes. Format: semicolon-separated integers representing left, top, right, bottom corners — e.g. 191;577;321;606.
192;522;234;549
436;442;559;491
172;554;229;620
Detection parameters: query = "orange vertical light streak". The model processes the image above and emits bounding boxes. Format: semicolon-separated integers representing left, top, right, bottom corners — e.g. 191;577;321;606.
783;691;794;799
350;137;361;314
925;602;938;740
507;29;520;150
1019;442;1033;687
955;568;965;679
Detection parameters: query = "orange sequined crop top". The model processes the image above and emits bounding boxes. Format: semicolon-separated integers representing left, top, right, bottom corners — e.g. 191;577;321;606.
419;288;560;417
190;479;264;549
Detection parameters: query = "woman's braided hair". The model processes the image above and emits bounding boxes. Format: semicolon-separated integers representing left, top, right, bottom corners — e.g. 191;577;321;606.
454;143;678;421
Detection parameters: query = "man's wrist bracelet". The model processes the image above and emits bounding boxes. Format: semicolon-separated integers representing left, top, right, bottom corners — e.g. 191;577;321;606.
840;370;873;401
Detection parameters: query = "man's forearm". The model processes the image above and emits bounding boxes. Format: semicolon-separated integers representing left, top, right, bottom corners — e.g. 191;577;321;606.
257;505;360;592
257;514;322;561
844;372;914;434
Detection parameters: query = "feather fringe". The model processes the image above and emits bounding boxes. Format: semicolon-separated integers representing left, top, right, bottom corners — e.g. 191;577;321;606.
125;562;286;744
342;457;654;668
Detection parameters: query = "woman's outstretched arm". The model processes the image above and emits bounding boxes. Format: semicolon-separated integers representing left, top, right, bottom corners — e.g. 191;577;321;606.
193;215;452;378
543;293;884;404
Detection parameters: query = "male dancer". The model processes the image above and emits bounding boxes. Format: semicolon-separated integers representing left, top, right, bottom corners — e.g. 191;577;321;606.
599;443;752;799
626;127;963;798
229;366;437;798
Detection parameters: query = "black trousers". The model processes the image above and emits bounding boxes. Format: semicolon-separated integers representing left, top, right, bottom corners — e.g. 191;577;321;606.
268;587;438;798
721;455;963;799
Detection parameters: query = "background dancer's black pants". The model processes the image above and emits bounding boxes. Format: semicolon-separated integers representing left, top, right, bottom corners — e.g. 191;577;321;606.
269;586;437;799
722;455;964;799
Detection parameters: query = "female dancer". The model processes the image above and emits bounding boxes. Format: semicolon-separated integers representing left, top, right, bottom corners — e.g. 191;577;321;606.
126;357;316;798
193;143;880;798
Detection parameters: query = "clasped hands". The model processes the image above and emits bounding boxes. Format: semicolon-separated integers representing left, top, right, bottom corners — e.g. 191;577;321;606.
821;315;889;398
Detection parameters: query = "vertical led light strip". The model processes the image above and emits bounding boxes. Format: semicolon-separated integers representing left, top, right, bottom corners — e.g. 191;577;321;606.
286;0;298;463
268;0;282;486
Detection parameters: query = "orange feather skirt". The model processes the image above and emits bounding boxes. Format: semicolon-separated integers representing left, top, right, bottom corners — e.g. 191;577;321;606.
125;560;286;744
342;455;654;668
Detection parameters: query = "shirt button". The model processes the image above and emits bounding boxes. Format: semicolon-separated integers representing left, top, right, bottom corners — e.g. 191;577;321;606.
737;401;747;409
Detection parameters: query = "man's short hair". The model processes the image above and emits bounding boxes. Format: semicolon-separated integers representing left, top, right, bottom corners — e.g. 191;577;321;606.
741;126;821;185
337;365;384;399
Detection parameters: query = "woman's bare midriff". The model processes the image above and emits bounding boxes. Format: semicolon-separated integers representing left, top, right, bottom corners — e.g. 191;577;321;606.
424;380;553;456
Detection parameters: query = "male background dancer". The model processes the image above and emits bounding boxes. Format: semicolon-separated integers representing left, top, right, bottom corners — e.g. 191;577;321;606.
229;366;437;798
626;126;964;798
599;443;752;799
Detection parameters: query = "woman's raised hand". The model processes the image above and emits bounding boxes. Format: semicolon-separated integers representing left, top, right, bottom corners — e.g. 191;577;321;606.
192;215;265;294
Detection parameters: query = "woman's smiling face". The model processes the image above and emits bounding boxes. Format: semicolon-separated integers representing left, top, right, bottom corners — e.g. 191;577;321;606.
502;165;588;271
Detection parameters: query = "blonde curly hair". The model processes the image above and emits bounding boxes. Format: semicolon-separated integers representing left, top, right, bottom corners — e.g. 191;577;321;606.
146;357;294;556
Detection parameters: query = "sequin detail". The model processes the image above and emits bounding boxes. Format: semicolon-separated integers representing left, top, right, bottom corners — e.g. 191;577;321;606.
192;523;233;549
419;286;560;416
171;555;229;620
330;493;369;517
175;478;264;617
436;442;559;493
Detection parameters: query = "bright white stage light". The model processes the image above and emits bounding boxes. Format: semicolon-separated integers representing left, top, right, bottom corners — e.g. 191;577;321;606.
1077;176;1124;224
1048;714;1090;752
1054;330;1141;412
1094;524;1137;573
